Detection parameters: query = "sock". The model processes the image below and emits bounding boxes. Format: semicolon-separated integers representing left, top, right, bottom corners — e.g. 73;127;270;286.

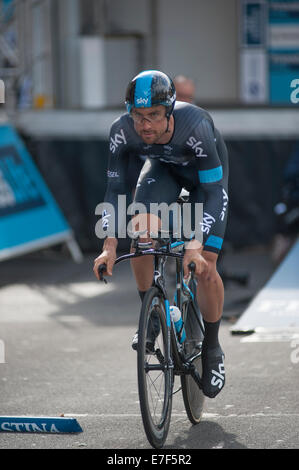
138;290;147;303
202;318;221;350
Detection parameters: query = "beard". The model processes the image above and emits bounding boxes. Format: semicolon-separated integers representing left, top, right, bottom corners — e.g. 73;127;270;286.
138;121;170;145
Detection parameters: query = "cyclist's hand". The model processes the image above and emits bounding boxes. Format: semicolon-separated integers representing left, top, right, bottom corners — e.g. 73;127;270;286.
183;240;208;279
93;249;116;280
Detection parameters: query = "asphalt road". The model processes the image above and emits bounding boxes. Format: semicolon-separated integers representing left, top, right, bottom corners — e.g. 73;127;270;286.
0;246;298;450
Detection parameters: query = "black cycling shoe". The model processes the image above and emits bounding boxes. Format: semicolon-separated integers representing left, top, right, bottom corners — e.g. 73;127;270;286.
201;345;225;398
132;309;160;353
131;333;155;354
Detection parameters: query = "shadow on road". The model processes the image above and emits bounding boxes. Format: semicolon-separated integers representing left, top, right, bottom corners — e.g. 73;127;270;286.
167;420;248;449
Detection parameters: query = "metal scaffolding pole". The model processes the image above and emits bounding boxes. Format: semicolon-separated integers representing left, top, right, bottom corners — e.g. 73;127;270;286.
1;0;55;113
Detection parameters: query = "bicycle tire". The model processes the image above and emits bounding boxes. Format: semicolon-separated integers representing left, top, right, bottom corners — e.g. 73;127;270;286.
181;280;205;424
137;287;174;448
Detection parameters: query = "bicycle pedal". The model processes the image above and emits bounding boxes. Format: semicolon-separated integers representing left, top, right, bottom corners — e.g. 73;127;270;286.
146;341;155;354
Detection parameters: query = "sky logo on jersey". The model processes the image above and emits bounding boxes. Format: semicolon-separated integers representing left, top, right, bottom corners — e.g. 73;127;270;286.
220;188;228;221
101;209;111;230
110;129;127;154
186;136;207;158
200;212;216;234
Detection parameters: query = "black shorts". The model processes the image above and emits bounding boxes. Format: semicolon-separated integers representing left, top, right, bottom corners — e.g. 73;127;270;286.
133;158;227;254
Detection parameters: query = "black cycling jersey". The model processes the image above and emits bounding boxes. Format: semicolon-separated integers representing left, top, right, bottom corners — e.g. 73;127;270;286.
101;101;229;254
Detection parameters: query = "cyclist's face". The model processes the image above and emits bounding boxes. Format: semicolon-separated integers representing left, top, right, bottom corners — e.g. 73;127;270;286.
131;105;169;144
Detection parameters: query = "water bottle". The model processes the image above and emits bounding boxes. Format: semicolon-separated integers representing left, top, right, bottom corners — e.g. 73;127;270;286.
170;306;186;344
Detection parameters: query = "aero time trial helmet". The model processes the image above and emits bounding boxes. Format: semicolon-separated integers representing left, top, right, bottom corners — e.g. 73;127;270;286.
125;70;176;119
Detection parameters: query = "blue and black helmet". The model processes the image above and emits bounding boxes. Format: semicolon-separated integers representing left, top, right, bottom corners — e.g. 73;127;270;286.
125;70;176;118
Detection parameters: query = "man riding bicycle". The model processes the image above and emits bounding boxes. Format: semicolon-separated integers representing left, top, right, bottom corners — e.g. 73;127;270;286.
93;70;229;399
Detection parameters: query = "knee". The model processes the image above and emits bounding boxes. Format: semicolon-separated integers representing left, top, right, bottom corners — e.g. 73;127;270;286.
197;267;218;285
131;213;161;239
197;252;219;285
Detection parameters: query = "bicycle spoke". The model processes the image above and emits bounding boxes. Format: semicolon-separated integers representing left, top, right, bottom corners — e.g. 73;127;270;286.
145;344;166;425
146;371;164;422
147;376;163;423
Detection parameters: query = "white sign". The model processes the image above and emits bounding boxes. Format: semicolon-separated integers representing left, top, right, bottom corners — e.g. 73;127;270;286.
240;49;268;103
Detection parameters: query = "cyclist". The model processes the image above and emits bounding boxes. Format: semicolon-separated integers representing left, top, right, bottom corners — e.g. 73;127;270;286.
93;70;228;398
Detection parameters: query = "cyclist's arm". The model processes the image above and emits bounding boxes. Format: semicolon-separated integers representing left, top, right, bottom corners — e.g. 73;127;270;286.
94;121;132;279
193;118;228;254
93;236;118;279
100;121;131;240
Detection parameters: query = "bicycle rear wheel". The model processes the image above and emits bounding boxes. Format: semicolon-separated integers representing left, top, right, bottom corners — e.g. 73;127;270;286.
181;280;205;424
137;287;173;449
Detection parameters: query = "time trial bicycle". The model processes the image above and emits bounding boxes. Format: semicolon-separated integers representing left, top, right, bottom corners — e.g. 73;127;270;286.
98;233;205;449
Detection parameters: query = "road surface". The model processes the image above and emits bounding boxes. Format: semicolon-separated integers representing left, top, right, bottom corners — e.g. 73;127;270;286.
0;246;298;450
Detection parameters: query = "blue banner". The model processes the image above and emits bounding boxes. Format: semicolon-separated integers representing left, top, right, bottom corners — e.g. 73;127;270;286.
268;0;299;103
0;416;83;433
0;125;72;260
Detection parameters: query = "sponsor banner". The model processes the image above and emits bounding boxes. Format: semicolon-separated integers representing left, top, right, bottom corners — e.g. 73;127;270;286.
268;0;299;103
0;416;83;433
0;125;72;260
240;0;299;104
269;50;299;102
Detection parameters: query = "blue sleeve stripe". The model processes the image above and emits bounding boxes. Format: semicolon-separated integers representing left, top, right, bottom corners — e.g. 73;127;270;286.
205;235;223;250
134;72;153;108
198;165;223;183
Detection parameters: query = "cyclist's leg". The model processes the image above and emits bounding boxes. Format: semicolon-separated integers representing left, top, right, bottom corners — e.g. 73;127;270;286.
130;159;181;293
130;159;181;350
130;212;160;292
196;250;226;398
197;250;224;323
187;187;227;398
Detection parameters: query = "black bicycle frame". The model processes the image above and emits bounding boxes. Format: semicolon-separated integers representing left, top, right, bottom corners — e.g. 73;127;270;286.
114;239;204;380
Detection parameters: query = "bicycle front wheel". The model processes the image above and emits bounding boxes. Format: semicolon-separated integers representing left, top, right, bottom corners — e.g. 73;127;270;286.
137;287;173;449
181;280;205;424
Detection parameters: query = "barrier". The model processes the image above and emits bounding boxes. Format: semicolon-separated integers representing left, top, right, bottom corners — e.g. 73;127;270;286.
0;416;83;433
0;124;82;262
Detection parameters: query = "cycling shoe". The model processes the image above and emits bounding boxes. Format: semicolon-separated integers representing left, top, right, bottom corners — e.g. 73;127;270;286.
201;345;225;398
131;332;155;354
